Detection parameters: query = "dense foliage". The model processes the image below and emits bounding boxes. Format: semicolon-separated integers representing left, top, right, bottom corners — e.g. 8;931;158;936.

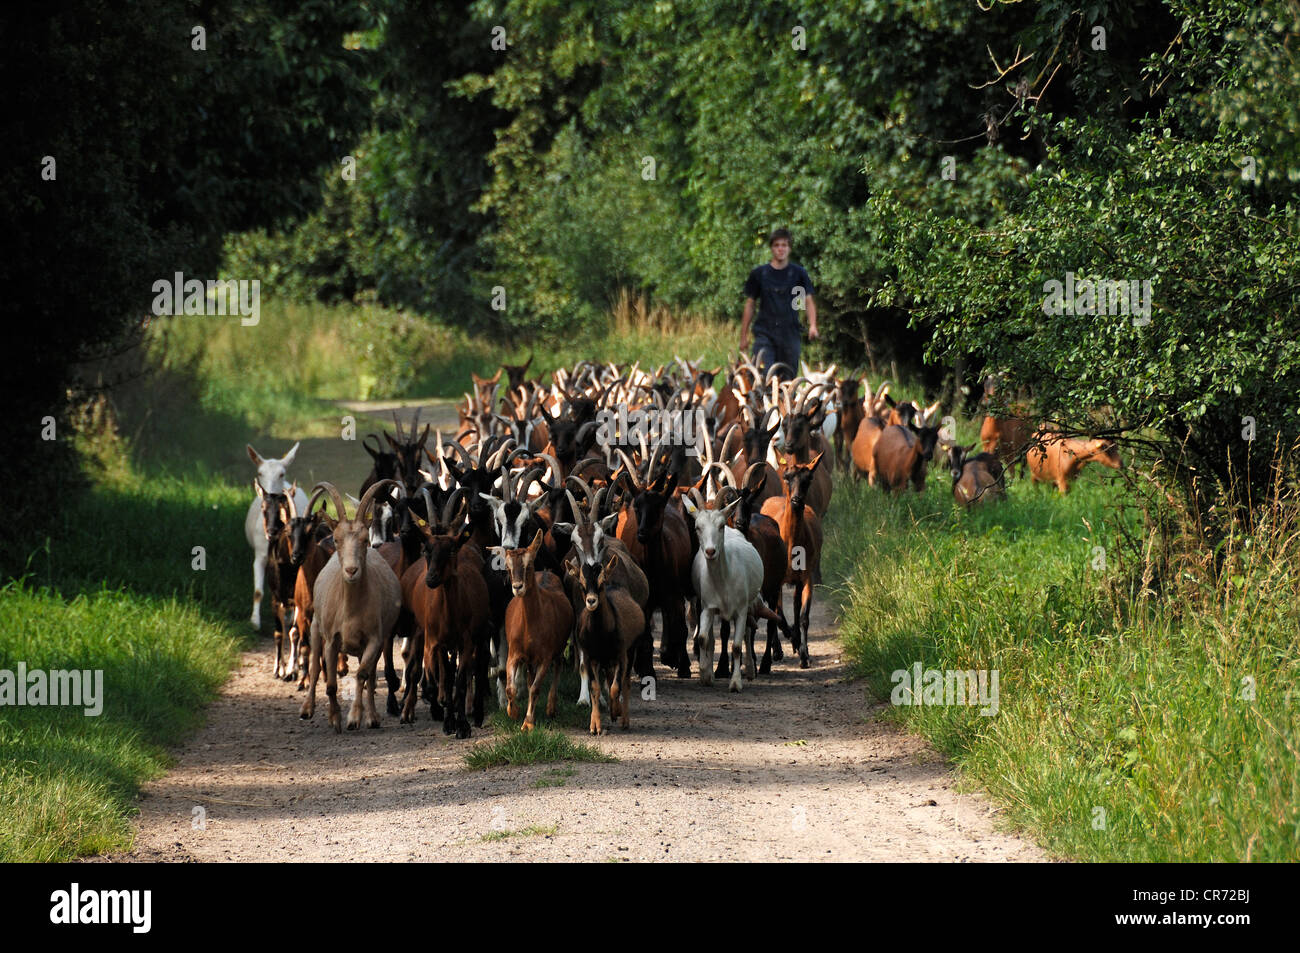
12;1;1300;513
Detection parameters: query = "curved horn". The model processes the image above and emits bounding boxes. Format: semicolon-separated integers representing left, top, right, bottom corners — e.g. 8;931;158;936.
513;466;546;502
529;451;563;485
614;448;644;492
564;489;587;528
439;486;465;530
441;439;475;469
566;474;596;510
486;436;516;471
311;482;350;523
356;478;401;524
418;483;439;527
742;462;768;493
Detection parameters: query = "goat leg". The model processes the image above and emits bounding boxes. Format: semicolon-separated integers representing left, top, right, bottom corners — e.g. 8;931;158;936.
586;656;603;735
383;629;401;716
713;617;729;681
728;610;744;693
523;660;551;732
400;631;423;724
324;637;342;733
472;634;489;727
798;581;813;669
453;650;472;739
441;650;458;735
698;607;714;687
299;619;322;721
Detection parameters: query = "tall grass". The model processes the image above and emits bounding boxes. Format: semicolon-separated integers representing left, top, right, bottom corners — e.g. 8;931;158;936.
825;423;1300;861
146;291;737;435
0;452;250;861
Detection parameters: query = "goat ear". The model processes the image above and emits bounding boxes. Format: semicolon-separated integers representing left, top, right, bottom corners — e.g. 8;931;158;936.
810;451;824;470
551;522;574;537
599;513;619;536
529;528;544;553
683;495;698;515
252;478;264;499
281;442;300;467
247;444;264;466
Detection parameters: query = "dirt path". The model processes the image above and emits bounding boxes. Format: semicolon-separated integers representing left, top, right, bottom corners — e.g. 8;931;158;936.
112;598;1045;862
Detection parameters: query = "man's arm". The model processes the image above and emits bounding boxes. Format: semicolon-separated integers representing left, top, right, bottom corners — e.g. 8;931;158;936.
807;295;819;340
740;297;755;352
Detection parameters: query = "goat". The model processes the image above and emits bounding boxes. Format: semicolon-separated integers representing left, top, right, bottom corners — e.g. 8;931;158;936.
253;480;298;680
776;382;833;516
978;375;1033;478
552;487;649;708
613;457;693;679
760;453;824;668
244;442;307;629
574;556;645;733
285;488;338;688
873;420;941;493
683;496;764;691
299;480;403;733
835;376;865;471
948;445;1006;507
500;530;575;732
721;463;793;675
402;500;492;738
359;433;400;498
1027;432;1121;493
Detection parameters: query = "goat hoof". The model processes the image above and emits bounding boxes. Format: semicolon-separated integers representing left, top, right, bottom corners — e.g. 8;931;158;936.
759;657;772;675
456;723;471;740
676;663;691;679
386;697;400;716
771;644;783;662
800;655;810;669
729;681;742;693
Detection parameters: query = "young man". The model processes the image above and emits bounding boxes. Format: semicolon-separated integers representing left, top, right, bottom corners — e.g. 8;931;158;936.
739;228;818;381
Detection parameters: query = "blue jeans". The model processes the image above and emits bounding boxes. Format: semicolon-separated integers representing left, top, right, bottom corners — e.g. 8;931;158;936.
752;327;801;382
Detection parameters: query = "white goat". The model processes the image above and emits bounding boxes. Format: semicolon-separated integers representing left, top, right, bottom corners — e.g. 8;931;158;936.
244;442;308;628
683;496;764;692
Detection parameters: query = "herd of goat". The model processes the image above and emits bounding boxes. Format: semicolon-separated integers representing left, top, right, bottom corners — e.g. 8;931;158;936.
242;355;1121;738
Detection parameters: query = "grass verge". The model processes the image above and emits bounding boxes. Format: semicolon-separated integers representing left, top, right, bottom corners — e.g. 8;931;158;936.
823;425;1300;861
0;456;251;861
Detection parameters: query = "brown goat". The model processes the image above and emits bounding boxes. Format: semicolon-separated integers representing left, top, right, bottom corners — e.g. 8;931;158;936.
850;415;887;484
873;422;941;493
1027;433;1121;493
614;463;693;678
574;557;645;734
760;453;824;668
502;530;576;731
948;444;1006;507
835;377;865;471
402;523;491;737
285;490;340;689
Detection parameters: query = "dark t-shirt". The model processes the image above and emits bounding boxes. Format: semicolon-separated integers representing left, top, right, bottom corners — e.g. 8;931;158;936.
744;262;815;335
